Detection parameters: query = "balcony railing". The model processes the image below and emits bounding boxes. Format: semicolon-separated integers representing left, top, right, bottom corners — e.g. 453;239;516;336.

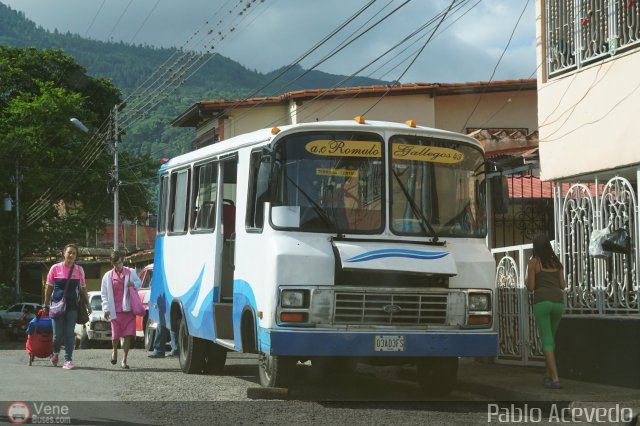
546;0;640;78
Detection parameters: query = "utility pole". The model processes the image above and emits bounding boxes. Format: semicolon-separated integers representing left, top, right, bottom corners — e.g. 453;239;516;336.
112;105;120;250
14;159;21;302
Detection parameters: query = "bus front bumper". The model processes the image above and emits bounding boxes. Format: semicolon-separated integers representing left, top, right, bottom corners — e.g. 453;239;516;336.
267;329;497;357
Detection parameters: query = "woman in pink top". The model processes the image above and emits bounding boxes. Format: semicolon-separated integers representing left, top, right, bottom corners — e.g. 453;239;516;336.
44;243;92;370
100;250;141;369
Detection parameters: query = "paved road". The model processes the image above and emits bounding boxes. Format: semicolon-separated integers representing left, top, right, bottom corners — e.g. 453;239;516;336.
0;338;500;424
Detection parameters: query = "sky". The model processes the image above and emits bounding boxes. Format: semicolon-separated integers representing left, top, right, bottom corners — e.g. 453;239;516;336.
1;0;537;84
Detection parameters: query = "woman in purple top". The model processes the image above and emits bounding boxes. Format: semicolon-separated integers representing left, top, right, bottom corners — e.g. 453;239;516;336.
44;243;92;370
101;250;141;369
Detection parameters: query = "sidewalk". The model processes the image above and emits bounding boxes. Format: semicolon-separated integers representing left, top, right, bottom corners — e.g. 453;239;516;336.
456;358;640;404
456;358;640;420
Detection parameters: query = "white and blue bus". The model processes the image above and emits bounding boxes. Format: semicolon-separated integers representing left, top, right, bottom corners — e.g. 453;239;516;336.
148;118;496;395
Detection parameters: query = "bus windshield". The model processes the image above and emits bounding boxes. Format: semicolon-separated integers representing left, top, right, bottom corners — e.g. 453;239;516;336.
389;135;486;238
271;131;384;233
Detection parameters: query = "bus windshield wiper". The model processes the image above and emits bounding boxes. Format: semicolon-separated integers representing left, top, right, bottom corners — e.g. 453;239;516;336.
392;168;439;243
285;176;336;229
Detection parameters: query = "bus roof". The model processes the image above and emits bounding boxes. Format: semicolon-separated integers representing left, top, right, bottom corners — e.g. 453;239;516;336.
161;119;482;170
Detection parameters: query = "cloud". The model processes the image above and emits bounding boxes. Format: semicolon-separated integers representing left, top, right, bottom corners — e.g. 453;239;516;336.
1;0;536;83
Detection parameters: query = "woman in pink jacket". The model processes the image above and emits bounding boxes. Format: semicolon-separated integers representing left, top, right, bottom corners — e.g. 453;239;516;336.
101;250;141;369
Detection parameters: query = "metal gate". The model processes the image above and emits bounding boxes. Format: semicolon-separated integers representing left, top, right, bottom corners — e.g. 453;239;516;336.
493;244;543;365
493;171;639;365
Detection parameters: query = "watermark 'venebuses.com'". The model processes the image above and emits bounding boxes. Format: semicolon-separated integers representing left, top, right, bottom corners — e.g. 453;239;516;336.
7;402;71;424
487;403;634;423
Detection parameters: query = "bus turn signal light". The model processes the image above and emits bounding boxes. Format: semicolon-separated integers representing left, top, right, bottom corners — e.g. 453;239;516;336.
271;127;281;135
467;315;491;326
280;312;305;322
405;119;417;127
354;116;366;124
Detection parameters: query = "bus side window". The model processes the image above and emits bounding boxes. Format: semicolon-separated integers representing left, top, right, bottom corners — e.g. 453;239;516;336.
169;169;190;233
192;161;217;231
157;175;169;234
246;150;269;230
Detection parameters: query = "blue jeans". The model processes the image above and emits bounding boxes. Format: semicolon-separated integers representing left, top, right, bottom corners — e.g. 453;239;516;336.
153;325;178;355
52;309;78;361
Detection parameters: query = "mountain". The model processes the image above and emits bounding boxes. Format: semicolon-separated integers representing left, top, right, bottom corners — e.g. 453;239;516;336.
0;3;388;158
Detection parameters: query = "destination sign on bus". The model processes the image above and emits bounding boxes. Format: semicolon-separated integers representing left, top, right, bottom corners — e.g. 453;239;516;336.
392;144;464;163
305;140;382;157
316;168;359;177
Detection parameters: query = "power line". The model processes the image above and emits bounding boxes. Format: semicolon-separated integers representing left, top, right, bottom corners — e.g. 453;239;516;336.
84;0;107;38
128;0;161;44
460;0;530;133
360;0;459;117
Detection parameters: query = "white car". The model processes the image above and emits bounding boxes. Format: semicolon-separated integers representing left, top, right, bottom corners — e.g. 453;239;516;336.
0;302;42;328
74;291;112;348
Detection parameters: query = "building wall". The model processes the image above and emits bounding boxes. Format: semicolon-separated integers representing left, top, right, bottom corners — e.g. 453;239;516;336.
535;0;640;181
199;90;539;140
434;90;538;133
197;105;289;141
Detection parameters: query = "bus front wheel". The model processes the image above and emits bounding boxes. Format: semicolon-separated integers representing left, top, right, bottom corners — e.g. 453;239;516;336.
416;357;458;397
258;354;294;388
203;342;227;374
178;317;206;374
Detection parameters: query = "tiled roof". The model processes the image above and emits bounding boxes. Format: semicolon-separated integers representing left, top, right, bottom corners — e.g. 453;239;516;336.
507;175;602;199
173;79;536;127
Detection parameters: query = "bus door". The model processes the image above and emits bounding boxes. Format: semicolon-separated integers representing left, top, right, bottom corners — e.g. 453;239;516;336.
213;155;237;346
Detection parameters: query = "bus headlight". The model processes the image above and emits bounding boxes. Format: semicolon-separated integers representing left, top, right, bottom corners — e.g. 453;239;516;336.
468;293;490;312
281;290;308;308
465;291;492;327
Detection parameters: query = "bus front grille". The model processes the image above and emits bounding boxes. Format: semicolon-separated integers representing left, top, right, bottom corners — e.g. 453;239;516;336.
333;292;448;325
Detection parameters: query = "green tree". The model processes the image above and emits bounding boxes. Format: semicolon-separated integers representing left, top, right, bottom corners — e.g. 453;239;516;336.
0;46;157;292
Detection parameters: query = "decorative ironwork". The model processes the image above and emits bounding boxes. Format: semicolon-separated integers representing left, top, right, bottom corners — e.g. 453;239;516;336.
514;204;550;242
494;249;544;364
600;177;638;313
496;255;521;359
495;172;639;366
556;176;638;314
562;184;598;313
546;0;640;78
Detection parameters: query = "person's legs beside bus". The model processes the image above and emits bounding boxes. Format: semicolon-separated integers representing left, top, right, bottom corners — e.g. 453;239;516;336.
168;330;179;356
149;325;166;358
533;301;561;388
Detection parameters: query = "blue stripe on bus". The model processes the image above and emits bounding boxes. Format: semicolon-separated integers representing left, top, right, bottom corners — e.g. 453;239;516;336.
345;249;449;262
268;330;497;357
149;238;216;340
232;279;268;352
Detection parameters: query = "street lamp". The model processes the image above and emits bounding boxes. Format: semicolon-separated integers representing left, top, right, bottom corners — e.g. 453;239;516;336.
70;117;119;250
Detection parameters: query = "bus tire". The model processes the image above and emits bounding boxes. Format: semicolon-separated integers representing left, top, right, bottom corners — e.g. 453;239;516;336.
416;357;458;397
178;317;206;374
258;354;294;388
144;320;155;351
203;342;227;374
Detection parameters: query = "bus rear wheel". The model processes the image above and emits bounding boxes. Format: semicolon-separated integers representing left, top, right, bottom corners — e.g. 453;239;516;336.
258;354;294;388
416;357;458;397
178;317;206;374
144;320;155;351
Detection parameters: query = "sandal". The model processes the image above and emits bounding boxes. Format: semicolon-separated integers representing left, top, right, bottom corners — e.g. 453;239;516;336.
544;380;562;389
110;353;117;365
121;362;130;369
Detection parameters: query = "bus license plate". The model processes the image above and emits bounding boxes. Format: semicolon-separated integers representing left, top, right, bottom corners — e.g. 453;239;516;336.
374;335;405;352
